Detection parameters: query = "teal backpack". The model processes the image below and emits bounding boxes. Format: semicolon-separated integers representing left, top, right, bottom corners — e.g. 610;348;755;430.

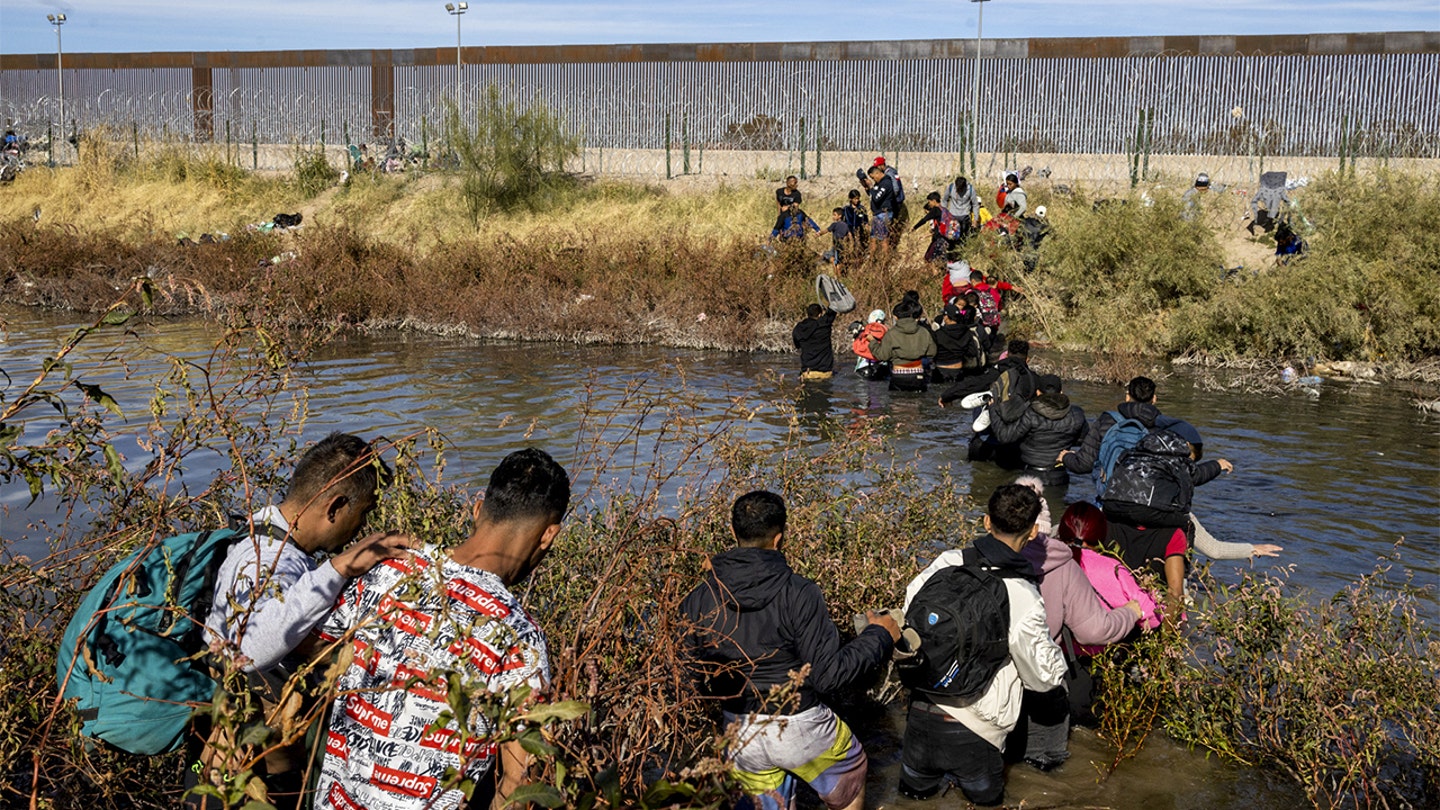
56;527;244;755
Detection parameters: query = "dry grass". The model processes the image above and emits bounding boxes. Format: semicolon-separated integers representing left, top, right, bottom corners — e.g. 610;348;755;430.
3;147;1439;367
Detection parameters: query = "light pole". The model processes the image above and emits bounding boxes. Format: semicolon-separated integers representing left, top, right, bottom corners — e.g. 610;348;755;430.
445;3;468;116
47;13;66;161
970;0;991;177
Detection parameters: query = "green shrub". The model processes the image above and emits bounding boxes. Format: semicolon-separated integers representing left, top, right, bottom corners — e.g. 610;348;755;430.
291;147;339;197
444;85;581;218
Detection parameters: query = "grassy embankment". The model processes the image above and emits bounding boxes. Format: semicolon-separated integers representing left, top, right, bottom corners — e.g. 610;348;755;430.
2;138;1439;370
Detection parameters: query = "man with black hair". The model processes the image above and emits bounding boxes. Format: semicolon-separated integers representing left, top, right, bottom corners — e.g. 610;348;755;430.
793;303;838;380
681;491;900;810
315;448;571;810
1057;375;1162;476
200;432;415;808
899;484;1065;805
871;296;936;392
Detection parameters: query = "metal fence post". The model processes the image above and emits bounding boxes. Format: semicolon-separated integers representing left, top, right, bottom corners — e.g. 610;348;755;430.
682;112;690;175
665;112;672;180
252;121;258;170
47;122;54;167
815;116;822;177
132;120;139;161
799;117;807;180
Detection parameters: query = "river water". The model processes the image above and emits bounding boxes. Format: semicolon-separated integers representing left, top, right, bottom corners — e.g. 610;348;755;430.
2;307;1436;806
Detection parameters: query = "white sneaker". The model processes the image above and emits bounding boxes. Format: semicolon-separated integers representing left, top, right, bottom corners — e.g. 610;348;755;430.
960;391;991;409
971;407;992;433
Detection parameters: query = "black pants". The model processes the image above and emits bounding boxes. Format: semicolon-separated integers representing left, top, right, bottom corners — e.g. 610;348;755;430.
889;371;928;392
899;703;1004;806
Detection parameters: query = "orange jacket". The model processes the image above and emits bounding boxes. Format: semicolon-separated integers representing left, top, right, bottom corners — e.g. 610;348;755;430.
852;322;887;361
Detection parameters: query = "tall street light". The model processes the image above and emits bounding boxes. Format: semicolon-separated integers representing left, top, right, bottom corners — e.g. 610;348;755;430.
47;13;66;160
445;3;468;116
970;0;991;177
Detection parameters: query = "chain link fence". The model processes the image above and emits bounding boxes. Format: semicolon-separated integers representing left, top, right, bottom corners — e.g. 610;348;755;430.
3;49;1436;189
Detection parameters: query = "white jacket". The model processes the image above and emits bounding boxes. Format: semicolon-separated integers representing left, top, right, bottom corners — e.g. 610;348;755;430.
904;547;1066;749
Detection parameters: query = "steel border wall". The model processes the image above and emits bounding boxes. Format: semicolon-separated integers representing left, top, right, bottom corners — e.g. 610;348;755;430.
2;32;1436;159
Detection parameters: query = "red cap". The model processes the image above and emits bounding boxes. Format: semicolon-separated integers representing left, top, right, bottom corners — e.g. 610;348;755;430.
873;156;886;166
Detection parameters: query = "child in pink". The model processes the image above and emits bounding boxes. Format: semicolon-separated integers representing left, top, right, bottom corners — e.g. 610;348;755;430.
1058;502;1161;655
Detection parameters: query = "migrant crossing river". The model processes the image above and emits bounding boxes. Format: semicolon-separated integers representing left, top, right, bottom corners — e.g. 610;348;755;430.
1;306;1436;606
2;307;1435;807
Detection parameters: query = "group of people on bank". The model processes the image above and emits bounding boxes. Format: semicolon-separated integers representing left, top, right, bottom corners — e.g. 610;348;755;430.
768;159;1048;270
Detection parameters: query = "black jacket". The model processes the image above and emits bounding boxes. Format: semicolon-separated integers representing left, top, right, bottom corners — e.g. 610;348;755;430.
988;393;1089;479
931;322;986;369
1103;430;1223;525
938;355;1036;407
680;547;893;714
792;309;837;372
1061;400;1162;475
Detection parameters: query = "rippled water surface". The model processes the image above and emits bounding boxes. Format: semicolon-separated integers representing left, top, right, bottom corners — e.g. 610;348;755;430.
2;307;1434;806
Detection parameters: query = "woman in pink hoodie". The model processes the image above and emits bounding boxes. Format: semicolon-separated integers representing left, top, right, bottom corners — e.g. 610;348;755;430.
1013;477;1144;770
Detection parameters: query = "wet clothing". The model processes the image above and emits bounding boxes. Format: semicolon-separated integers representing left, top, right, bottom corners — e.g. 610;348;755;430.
724;704;868;810
792;309;837;374
900;703;1005;806
938;354;1036;409
871;317;936;392
988;393;1089;486
902;535;1065;754
680;547;893;716
931;321;985;372
1103;429;1223;528
1060;401;1163;476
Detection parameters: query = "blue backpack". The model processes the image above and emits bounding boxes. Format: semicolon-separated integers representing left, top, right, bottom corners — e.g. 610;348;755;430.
1094;410;1150;501
56;527;244;755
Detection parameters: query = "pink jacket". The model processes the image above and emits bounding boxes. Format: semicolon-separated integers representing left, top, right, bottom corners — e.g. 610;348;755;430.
1075;547;1161;655
1023;535;1137;648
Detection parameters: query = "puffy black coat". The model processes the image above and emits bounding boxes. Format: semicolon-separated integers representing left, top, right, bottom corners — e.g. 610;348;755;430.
937;354;1036;408
1102;430;1222;525
680;547;892;714
988;393;1089;484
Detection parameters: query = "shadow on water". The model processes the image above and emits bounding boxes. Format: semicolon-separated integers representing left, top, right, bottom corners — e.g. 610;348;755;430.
2;308;1435;807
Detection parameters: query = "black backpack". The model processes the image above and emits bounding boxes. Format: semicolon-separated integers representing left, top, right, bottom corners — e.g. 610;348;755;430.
898;547;1012;701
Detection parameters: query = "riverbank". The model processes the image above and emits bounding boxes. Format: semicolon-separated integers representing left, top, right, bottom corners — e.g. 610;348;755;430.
2;145;1437;369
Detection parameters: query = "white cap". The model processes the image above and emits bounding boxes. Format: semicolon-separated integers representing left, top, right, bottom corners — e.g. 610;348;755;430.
1035;205;1047;219
867;309;886;324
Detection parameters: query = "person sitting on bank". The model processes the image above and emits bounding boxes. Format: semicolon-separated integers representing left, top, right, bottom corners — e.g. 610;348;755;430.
870;297;935;392
793;303;837;381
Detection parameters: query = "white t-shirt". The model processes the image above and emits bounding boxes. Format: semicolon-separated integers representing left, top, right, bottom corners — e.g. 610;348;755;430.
315;545;549;810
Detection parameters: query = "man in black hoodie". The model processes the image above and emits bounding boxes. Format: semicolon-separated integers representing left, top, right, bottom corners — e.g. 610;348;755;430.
793;304;838;380
1057;375;1162;479
988;374;1088;486
681;491;899;810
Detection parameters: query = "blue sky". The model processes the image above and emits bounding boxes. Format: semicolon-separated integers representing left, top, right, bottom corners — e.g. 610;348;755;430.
2;1;1436;54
